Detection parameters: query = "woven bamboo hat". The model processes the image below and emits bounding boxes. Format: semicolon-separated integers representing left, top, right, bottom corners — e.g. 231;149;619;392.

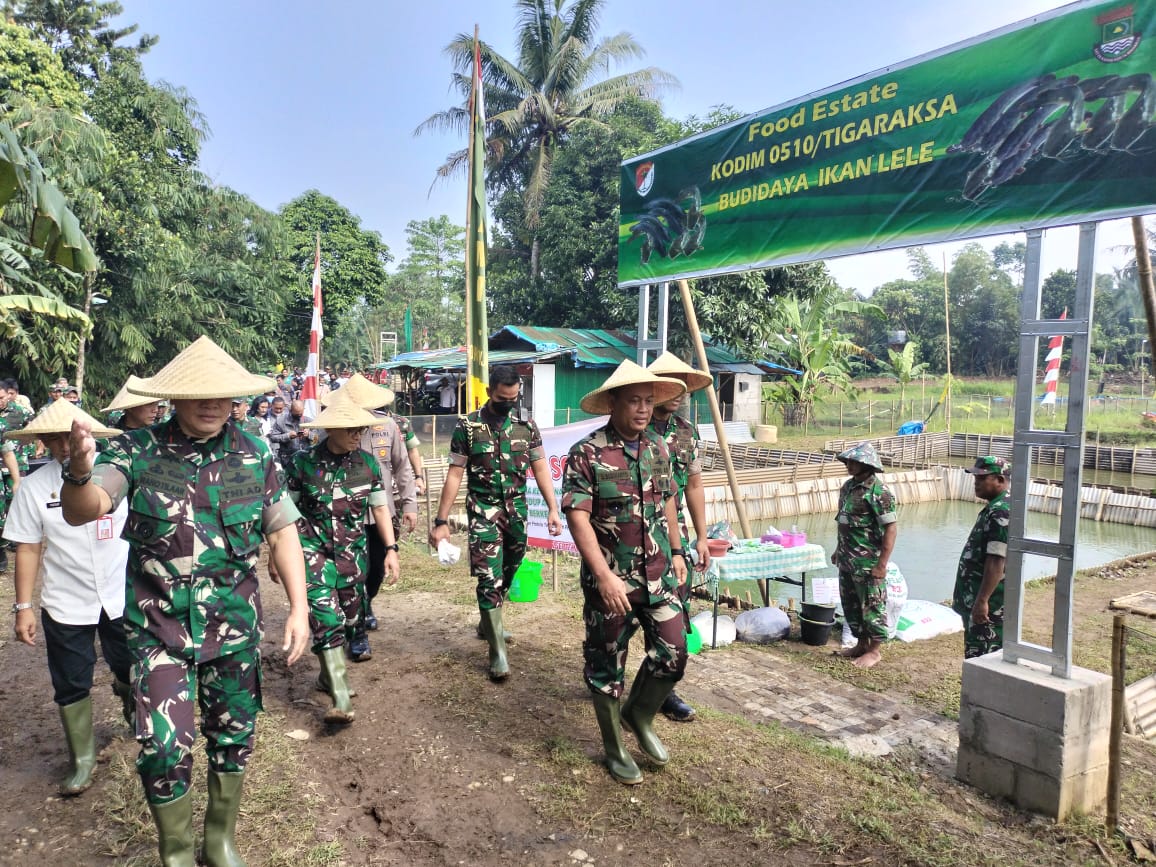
302;388;380;429
8;397;120;440
579;359;686;415
320;373;394;410
646;351;712;394
103;375;161;412
127;336;274;400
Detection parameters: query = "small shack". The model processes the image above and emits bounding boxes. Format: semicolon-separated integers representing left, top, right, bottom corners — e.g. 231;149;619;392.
377;325;796;428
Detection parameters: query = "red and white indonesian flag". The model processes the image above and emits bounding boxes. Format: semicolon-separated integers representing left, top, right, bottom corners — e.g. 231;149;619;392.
1040;309;1066;407
302;234;324;421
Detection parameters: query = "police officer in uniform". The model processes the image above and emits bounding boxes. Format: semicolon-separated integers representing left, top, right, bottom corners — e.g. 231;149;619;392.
61;336;310;867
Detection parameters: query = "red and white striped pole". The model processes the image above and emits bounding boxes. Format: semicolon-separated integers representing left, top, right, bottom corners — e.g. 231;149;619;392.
1040;308;1067;407
301;234;324;421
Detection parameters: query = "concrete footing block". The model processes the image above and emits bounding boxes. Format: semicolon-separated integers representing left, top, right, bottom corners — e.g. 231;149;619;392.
956;651;1110;820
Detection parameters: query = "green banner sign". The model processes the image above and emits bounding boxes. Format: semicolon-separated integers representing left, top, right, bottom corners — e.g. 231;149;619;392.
618;0;1156;287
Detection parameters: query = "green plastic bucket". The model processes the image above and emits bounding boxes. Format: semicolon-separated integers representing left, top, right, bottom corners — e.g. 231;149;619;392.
508;560;544;603
686;622;703;655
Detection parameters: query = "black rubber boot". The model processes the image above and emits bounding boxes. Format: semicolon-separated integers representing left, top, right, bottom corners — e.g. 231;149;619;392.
478;607;510;681
58;697;96;796
316;647;355;724
620;666;677;766
591;693;643;785
112;678;135;727
148;792;195;867
202;770;246;867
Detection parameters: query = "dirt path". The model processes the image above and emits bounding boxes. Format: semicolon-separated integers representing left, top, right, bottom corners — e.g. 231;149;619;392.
1;543;1153;866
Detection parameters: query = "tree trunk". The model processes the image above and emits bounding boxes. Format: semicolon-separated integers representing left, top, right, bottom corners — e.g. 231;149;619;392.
530;235;541;282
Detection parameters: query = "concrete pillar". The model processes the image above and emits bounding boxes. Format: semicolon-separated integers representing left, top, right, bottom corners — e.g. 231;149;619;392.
957;651;1110;820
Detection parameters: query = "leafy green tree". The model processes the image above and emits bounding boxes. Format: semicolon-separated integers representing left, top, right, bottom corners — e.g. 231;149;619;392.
390;216;465;349
277;190;392;351
0;18;84;110
418;0;676;278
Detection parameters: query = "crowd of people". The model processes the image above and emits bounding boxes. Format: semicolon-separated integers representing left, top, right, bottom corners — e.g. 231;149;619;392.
1;336;1012;865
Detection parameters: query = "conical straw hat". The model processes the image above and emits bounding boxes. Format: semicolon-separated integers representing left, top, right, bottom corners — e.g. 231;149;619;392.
302;388;380;429
579;359;686;415
127;335;274;400
646;351;712;394
8;397;120;440
103;375;161;412
320;373;394;409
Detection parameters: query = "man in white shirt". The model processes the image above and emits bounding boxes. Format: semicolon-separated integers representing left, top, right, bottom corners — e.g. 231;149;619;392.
3;400;132;797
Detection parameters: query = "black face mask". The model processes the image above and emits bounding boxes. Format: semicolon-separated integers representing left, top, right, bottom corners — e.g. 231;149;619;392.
490;399;517;415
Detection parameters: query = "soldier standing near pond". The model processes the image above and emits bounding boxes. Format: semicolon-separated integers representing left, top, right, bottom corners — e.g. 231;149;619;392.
563;360;689;785
953;456;1011;659
833;443;897;670
61;335;310;867
429;365;562;682
645;352;712;723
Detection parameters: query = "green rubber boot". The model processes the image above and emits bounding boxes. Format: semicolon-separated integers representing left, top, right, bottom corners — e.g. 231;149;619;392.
148;792;195;867
58;697;96;796
478;607;509;682
475;619;513;642
591;693;643;785
202;770;246;867
112;678;134;727
316;647;355;724
620;666;677;766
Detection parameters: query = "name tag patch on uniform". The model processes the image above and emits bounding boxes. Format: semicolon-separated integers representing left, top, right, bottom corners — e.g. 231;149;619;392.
220;470;264;502
96;516;114;540
141;463;189;498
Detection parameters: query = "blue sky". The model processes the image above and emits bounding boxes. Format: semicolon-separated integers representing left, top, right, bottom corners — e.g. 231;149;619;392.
116;0;1135;292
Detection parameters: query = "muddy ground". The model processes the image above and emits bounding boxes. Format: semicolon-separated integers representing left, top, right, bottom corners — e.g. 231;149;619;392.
1;538;1154;866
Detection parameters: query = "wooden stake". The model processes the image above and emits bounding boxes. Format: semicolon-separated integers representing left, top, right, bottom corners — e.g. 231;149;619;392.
1107;613;1126;833
551;549;559;593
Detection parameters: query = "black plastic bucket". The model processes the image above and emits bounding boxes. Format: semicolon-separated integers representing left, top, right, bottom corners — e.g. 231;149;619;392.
800;602;836;624
799;616;834;646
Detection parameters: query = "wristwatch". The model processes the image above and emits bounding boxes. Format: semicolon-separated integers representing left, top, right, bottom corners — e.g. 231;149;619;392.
434;518;449;527
11;602;33;614
61;460;92;486
385;543;400;553
671;548;687;558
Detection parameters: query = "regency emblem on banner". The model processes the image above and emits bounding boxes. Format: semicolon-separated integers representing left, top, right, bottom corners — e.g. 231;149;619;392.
1094;5;1141;62
635;161;655;196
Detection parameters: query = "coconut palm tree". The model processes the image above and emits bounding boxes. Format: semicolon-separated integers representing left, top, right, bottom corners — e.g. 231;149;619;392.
417;0;677;278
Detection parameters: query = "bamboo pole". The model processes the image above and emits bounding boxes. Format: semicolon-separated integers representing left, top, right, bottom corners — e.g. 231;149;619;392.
1106;613;1126;833
1132;216;1156;376
551;549;559;593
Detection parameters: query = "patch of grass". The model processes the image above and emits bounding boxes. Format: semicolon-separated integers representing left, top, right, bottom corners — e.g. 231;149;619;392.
94;712;338;865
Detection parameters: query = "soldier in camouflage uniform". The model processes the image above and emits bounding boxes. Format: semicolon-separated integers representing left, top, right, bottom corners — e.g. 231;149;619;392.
430;365;562;682
62;336;310;867
833;443;897;670
286;390;400;722
953;456;1011;659
103;376;162;432
319;375;415;647
563;361;689;785
0;387;24;574
645;352;713;723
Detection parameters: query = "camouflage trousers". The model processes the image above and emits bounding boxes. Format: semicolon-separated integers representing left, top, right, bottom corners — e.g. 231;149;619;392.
468;503;526;610
839;569;889;642
132;644;261;805
954;581;1005;659
0;474;11;543
307;558;364;653
581;569;687;699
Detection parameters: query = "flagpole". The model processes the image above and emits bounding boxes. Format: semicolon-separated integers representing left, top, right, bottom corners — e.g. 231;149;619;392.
464;23;489;412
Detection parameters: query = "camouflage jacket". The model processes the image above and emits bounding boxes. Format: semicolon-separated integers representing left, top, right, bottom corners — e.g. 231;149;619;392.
286;442;390;584
389;411;419;451
647;413;700;524
94;417;300;661
833;473;898;575
562;423;676;591
449;406;544;509
953;489;1011;615
3;402;34;473
362;409;416;514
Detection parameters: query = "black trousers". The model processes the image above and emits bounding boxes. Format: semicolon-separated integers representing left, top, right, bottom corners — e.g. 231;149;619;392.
364;513;403;602
42;609;132;706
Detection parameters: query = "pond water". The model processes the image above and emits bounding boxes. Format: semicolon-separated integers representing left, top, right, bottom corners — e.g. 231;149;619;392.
728;499;1156;606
